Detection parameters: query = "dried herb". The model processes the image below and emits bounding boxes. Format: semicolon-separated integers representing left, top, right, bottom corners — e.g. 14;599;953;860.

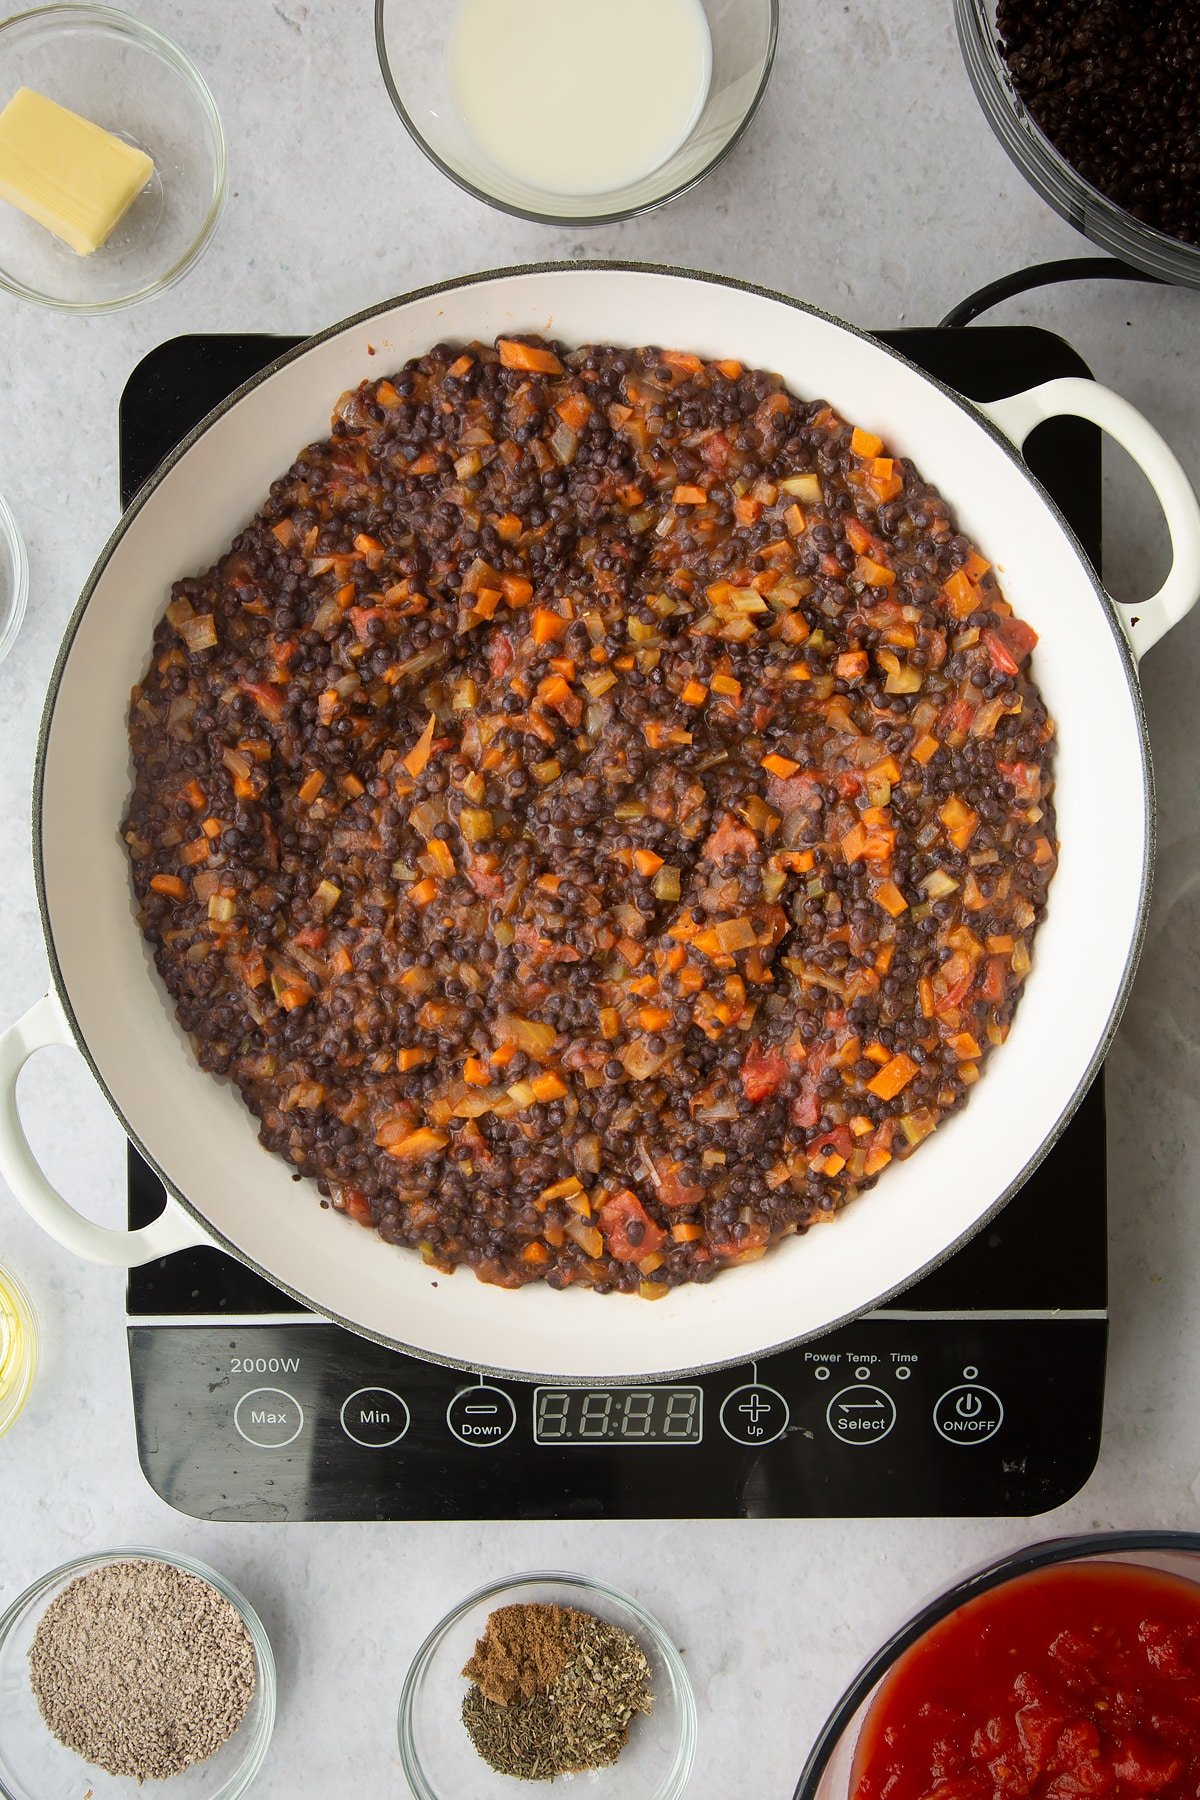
461;1602;653;1781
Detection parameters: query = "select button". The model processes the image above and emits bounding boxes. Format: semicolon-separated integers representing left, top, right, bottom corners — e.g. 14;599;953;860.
233;1386;304;1448
340;1386;410;1448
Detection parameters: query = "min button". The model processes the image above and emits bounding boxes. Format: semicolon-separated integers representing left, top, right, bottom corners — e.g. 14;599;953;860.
233;1386;304;1449
340;1386;410;1448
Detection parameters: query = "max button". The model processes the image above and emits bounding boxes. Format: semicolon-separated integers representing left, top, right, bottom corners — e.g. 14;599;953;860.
933;1382;1003;1445
234;1386;304;1448
447;1386;517;1447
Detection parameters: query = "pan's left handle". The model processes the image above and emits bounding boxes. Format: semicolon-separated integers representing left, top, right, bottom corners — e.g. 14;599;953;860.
978;376;1200;662
0;992;207;1266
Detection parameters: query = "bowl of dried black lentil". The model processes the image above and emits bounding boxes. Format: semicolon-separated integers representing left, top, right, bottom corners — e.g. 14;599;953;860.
0;1547;275;1799
398;1571;696;1798
956;0;1200;287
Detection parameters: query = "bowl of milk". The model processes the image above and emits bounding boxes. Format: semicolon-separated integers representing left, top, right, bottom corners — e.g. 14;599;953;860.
375;0;778;223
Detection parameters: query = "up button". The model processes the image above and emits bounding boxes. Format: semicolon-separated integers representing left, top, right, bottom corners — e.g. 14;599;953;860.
933;1368;1003;1445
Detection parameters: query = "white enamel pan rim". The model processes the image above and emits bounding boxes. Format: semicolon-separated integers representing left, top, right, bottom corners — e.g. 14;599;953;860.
13;262;1177;1381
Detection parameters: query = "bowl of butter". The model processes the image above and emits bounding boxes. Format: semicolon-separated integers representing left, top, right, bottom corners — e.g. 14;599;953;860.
0;4;225;311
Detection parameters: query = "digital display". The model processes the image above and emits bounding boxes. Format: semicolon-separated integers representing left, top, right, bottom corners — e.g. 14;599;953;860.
533;1386;703;1446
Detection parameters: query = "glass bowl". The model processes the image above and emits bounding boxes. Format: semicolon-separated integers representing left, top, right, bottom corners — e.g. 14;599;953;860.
0;1547;276;1799
375;0;778;225
0;5;226;311
0;490;29;666
398;1571;697;1798
792;1529;1200;1799
956;0;1200;289
0;1264;38;1438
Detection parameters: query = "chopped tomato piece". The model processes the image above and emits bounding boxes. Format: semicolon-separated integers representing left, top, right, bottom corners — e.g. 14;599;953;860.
740;1042;789;1103
598;1189;666;1263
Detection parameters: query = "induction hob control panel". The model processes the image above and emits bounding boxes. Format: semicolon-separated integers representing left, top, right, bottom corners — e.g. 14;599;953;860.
128;1312;1106;1521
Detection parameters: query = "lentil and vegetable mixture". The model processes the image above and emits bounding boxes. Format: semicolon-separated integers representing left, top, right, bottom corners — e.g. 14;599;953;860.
123;336;1057;1296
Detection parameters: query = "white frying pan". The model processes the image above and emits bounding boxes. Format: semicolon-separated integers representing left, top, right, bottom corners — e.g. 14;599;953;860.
3;264;1198;1381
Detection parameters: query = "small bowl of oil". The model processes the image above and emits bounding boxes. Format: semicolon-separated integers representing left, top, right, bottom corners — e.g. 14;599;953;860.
0;1265;38;1437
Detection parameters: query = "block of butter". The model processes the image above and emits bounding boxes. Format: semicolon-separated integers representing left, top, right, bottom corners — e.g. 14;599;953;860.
0;86;154;256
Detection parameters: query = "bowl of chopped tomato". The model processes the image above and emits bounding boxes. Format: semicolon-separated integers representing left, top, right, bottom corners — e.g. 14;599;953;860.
794;1530;1200;1800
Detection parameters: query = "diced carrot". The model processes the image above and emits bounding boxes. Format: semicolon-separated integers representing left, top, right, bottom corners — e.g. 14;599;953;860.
531;607;567;643
844;517;875;555
681;679;708;706
179;838;208;866
330;947;354;976
497;338;563;374
555;391;592;432
500;574;533;606
633;849;664;878
531;1071;569;1103
855;556;896;589
673;484;708;506
715;359;743;380
734;496;762;527
298;770;325;805
386;1127;449;1161
426;838;456;878
409;877;438;906
636;1006;672;1032
864;1145;893;1176
463;1056;491;1086
943;569;978;618
1033;836;1054;865
403;714;437;777
710;673;742;700
947;1031;982;1060
662;349;704;375
866;1052;918;1101
851;426;884;458
919;975;935;1019
671;1222;705;1243
912;733;940;765
784;503;807;537
874;879;908;917
396;1047;433;1072
150;874;189;901
762;753;800;778
495;512;522;541
836;651;870;682
598;1007;621;1040
964;550;990;581
522;1241;550;1264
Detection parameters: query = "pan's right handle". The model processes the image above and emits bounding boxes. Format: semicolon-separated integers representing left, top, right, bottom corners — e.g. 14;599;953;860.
0;993;206;1266
978;376;1200;661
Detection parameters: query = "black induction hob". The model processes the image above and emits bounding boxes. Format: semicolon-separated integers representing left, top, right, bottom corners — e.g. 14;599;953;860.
122;328;1107;1523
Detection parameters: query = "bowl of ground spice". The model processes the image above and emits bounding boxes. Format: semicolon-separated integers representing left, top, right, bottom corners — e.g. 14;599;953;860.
399;1572;696;1796
0;1548;275;1797
956;0;1200;287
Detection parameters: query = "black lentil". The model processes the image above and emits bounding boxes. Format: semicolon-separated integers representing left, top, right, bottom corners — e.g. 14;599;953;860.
123;336;1057;1296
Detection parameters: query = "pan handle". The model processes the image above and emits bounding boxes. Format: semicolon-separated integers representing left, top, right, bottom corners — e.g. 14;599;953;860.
0;992;207;1266
978;376;1200;661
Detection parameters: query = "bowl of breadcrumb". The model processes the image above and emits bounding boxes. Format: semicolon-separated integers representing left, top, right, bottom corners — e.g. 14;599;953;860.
0;1547;275;1798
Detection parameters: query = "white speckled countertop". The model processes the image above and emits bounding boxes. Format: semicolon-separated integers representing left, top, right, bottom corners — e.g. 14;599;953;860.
2;3;1200;1796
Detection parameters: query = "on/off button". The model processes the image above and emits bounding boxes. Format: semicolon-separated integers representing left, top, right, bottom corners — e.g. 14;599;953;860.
933;1379;1003;1445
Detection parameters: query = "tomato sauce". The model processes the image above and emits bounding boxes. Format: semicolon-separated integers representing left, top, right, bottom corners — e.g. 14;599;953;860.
851;1561;1200;1799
